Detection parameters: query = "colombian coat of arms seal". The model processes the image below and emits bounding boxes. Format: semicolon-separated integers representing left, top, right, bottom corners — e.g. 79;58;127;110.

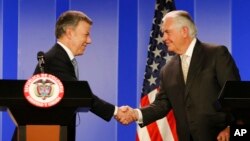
24;73;64;108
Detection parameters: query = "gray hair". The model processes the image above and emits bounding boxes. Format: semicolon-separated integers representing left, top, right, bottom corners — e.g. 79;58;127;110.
162;10;197;38
55;10;93;38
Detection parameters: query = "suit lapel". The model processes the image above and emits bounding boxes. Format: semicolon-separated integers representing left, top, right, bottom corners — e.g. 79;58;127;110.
55;43;77;78
173;55;186;89
184;40;204;98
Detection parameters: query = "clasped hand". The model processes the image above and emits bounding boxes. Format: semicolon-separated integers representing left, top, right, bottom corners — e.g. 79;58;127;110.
114;106;138;125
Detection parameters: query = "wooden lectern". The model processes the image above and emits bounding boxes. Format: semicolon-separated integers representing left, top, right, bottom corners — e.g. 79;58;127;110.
0;80;92;141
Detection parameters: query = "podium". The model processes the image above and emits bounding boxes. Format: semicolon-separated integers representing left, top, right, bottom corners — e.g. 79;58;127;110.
0;79;92;141
218;81;250;124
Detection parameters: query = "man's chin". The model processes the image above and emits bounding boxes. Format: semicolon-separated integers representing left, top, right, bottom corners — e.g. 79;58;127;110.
76;52;84;56
167;47;173;52
168;51;175;55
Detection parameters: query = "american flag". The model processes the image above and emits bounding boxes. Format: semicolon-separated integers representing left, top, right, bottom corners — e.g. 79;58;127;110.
136;0;178;141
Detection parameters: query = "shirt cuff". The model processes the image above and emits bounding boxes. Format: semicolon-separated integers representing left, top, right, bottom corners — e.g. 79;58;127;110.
113;106;118;116
135;109;143;124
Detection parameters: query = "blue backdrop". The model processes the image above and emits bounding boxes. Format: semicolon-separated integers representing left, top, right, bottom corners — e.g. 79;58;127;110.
1;0;249;141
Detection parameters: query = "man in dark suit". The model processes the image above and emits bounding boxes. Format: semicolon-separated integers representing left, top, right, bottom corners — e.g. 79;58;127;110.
116;10;241;141
33;10;127;141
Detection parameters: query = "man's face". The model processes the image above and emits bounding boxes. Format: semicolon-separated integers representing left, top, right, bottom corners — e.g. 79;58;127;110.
161;18;184;54
70;21;92;56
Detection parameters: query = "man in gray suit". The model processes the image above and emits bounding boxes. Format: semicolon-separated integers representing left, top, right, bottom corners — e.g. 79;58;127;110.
116;10;240;141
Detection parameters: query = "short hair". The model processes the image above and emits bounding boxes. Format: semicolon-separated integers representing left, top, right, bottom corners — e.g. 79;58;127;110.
55;10;93;38
162;10;197;38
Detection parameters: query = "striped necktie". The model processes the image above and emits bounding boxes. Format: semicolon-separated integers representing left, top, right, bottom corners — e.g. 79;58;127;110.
71;58;79;80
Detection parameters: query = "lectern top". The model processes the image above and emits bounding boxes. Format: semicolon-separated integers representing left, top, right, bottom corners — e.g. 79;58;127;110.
219;81;250;100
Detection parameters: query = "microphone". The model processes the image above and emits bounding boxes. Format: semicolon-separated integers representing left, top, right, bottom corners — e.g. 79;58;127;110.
37;51;45;73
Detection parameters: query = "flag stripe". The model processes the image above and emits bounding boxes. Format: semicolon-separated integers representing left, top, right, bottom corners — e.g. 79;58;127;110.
167;110;178;141
147;122;163;141
137;95;153;141
137;124;151;141
138;90;176;141
157;117;174;141
138;94;163;141
144;92;163;141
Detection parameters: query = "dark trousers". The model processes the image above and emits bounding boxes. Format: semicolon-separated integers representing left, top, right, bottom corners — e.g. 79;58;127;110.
190;135;194;141
67;114;76;141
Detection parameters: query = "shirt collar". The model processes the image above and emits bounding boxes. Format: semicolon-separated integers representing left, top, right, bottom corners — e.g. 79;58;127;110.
180;38;197;65
184;38;197;57
57;41;75;60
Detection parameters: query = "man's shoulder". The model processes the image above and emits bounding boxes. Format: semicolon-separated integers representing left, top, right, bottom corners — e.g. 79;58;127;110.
46;44;67;58
198;40;227;50
196;40;229;55
161;54;178;71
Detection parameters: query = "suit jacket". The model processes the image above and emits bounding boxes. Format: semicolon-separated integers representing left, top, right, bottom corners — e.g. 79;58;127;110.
34;43;115;121
140;40;241;141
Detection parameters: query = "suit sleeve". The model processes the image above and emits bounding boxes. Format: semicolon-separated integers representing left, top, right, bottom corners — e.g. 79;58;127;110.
215;46;241;86
139;67;172;127
90;94;115;121
215;46;241;125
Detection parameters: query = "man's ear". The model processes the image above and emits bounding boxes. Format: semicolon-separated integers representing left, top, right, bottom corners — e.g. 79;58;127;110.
182;26;189;38
65;27;74;39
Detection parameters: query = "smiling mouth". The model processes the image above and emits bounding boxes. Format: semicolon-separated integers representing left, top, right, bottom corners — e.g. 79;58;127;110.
81;44;86;48
165;42;171;46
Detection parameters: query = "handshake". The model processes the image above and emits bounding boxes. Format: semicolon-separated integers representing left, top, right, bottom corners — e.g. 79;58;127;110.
114;106;139;125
